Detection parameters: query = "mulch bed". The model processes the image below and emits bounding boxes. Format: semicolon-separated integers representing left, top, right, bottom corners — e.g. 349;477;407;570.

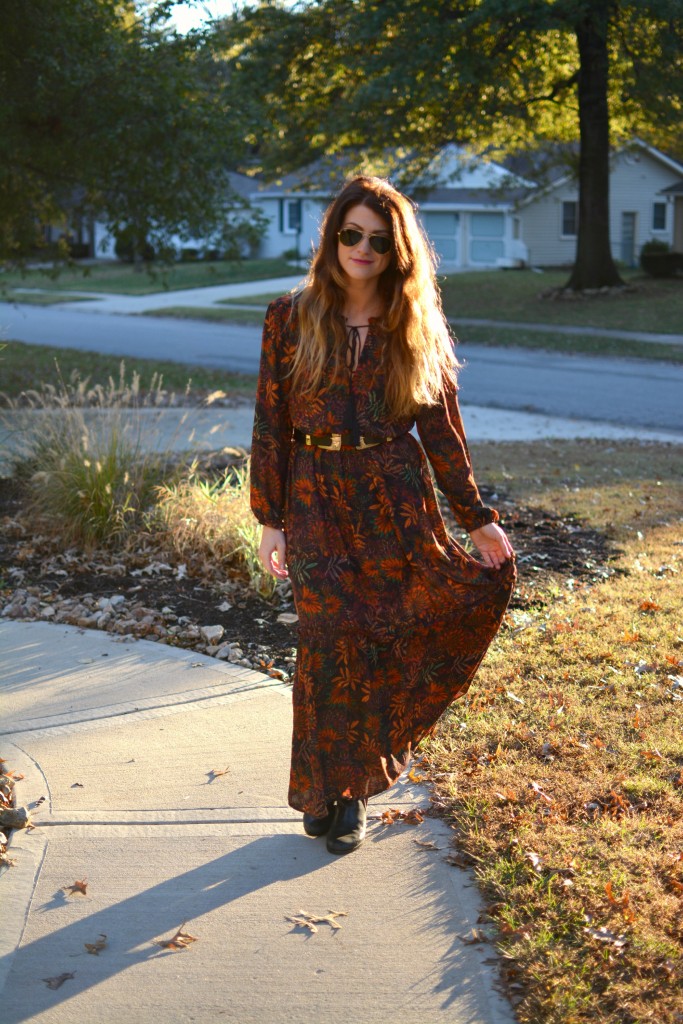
0;473;626;681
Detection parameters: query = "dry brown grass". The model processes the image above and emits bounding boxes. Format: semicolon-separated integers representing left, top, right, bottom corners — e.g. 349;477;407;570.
152;459;275;598
422;439;683;1024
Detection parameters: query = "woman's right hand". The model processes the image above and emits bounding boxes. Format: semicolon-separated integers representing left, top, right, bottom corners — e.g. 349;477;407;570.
258;525;288;579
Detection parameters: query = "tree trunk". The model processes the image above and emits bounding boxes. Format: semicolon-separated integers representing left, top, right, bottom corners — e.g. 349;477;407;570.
566;2;624;291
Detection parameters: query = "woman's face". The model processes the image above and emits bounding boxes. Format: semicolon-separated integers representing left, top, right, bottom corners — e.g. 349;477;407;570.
336;203;392;286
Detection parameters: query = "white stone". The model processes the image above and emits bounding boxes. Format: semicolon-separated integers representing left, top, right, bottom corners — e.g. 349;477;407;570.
200;624;224;644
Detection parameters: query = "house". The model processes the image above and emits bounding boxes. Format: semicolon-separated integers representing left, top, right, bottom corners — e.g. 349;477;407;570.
250;146;532;270
515;140;683;268
81;139;683;271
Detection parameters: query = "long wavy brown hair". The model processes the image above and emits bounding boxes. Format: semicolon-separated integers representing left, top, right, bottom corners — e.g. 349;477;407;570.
290;175;460;419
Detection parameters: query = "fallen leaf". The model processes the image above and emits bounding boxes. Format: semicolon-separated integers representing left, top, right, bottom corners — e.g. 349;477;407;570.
413;839;440;850
444;851;476;868
506;691;525;704
583;925;628;948
64;879;88;895
639;600;661;612
285;909;347;933
407;768;425;783
460;928;488;944
375;806;424;825
494;787;518;804
156;923;198;950
84;934;107;955
525;850;544;874
530;781;553;804
207;767;229;780
43;973;75;990
71;783;84;789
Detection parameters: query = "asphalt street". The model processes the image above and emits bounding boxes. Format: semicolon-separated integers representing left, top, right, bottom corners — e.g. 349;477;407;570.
2;302;682;434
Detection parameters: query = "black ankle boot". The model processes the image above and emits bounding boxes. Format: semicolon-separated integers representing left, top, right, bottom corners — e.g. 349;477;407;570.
326;797;367;855
303;802;336;837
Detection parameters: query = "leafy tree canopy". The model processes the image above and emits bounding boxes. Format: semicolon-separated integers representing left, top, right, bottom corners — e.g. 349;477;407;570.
0;0;260;265
221;0;683;182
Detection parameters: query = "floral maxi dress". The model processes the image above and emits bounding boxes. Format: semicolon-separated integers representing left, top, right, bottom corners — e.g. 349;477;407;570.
250;296;517;818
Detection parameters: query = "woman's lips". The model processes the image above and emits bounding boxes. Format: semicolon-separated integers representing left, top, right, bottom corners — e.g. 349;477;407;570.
351;257;373;264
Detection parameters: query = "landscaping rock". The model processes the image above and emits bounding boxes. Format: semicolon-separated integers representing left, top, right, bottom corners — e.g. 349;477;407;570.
0;806;31;830
200;624;225;645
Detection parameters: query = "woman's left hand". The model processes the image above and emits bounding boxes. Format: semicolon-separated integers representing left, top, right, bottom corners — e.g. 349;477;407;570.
468;522;515;570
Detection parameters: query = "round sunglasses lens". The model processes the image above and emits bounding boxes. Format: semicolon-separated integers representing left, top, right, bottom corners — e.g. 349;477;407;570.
369;236;391;254
339;229;362;247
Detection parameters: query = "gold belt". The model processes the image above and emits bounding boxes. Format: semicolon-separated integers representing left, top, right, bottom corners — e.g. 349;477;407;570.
293;428;393;451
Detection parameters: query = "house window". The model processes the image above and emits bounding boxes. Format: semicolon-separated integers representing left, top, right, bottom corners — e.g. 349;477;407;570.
561;201;578;237
652;202;667;232
280;199;302;235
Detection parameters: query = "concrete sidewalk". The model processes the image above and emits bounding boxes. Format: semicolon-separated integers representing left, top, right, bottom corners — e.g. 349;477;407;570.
0;621;516;1024
11;275;305;315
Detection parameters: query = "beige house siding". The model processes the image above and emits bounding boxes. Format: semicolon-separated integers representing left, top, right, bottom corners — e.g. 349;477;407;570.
519;146;681;268
608;150;677;264
518;188;579;267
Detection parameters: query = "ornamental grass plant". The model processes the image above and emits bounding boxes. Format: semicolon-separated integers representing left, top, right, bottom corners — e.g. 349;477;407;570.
152;458;275;598
1;363;186;548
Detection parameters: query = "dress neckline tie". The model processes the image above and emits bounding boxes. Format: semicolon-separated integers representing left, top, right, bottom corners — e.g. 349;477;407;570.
344;323;369;445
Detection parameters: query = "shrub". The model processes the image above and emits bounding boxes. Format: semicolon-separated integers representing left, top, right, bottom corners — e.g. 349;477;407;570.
1;363;181;548
114;227;156;263
640;239;683;278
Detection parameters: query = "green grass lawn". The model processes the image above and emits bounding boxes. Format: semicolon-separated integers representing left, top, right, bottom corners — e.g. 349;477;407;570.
0;257;299;296
439;269;683;334
0;291;97;306
0;340;258;400
453;325;683;363
215;271;683;338
139;306;267;327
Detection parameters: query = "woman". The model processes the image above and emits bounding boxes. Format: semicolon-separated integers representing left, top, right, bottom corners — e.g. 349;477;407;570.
250;175;516;856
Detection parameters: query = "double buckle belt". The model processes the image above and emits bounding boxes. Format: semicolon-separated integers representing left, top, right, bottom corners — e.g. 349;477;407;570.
293;428;393;451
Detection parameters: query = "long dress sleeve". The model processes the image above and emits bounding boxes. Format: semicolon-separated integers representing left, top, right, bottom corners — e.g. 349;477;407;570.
415;374;499;533
250;298;295;530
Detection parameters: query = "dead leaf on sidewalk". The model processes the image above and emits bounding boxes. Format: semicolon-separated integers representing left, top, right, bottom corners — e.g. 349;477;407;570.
413;838;440;850
155;923;198;951
84;934;107;955
43;972;75;990
460;928;489;944
285;909;348;933
63;879;88;895
374;806;425;825
206;767;229;781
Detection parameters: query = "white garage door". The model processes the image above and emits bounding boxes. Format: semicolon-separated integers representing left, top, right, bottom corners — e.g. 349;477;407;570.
422;212;459;266
469;213;505;265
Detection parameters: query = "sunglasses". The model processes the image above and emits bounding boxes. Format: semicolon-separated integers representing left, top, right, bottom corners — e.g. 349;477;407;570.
338;228;392;255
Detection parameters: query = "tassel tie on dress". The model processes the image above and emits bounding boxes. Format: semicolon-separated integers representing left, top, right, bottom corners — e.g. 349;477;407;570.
344;323;368;447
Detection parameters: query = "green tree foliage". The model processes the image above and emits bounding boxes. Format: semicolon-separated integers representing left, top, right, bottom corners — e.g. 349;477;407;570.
0;0;262;265
219;0;683;289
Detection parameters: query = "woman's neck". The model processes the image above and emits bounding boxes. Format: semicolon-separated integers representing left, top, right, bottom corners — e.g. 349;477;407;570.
342;280;383;323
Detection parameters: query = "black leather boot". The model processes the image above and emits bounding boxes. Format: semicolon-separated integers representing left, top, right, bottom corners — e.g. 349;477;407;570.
303;802;336;837
326;797;367;855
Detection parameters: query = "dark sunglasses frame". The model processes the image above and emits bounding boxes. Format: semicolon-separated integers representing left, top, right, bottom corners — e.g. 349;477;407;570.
337;227;392;255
